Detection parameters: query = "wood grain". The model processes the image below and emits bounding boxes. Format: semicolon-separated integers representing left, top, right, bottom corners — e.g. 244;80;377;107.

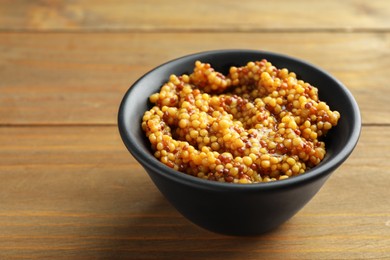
1;0;389;259
1;32;389;125
0;0;390;31
0;126;389;259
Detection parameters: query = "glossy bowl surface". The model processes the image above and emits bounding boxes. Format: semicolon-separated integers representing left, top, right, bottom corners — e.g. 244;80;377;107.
118;50;361;236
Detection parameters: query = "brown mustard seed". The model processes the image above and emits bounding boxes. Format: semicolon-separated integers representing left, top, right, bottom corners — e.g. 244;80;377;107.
142;60;340;183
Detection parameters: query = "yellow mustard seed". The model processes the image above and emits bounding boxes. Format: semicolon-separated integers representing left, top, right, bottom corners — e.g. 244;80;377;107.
142;59;340;183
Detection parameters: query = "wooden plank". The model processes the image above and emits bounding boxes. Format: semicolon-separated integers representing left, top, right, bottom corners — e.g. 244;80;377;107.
0;0;389;31
1;32;389;125
0;125;389;259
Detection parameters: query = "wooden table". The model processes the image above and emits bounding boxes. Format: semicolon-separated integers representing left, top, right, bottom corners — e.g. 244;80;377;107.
1;1;389;259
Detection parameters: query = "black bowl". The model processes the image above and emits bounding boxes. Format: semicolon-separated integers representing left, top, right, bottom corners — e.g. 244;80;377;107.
118;50;361;236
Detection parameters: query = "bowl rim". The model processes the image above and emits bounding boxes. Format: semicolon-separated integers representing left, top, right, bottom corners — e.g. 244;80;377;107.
118;49;361;192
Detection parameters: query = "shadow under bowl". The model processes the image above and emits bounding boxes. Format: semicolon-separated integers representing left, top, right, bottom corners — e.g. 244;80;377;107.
118;49;361;236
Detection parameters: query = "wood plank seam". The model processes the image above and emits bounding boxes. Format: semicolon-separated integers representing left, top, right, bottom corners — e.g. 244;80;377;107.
0;28;390;34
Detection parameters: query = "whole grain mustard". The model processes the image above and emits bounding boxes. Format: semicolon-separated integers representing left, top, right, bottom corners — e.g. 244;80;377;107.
142;60;340;183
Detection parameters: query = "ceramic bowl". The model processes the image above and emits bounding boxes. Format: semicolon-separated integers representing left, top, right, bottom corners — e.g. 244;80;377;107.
118;50;361;236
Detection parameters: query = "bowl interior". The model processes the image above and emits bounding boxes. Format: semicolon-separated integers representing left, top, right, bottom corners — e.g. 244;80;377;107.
118;50;361;187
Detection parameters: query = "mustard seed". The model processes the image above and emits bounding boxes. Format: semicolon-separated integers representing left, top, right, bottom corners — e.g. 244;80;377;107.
142;60;340;183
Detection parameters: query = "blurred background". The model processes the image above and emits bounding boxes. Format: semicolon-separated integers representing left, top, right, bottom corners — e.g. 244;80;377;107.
1;0;389;125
